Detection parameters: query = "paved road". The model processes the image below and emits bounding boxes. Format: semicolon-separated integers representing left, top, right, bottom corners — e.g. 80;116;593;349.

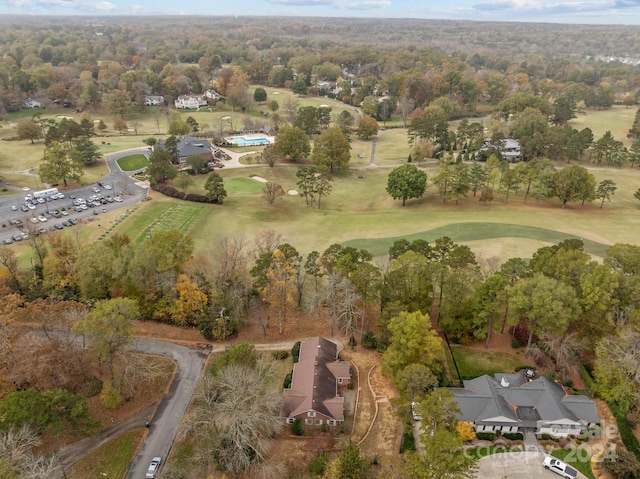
0;147;150;244
125;338;210;479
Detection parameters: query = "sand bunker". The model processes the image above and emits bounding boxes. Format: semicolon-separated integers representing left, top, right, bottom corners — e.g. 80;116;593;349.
288;190;298;196
251;176;268;183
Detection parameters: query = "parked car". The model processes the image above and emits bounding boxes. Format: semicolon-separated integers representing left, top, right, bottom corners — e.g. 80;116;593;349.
411;401;422;421
146;457;162;479
3;238;13;244
37;215;47;223
543;456;577;479
21;204;29;212
11;205;17;211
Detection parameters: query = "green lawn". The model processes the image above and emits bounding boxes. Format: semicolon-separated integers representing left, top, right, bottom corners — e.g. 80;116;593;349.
450;345;531;380
569;106;637;146
117;154;149;171
67;429;144;479
552;447;596;479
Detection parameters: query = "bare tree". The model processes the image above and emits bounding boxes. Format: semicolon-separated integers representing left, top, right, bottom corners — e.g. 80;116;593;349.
261;182;285;208
183;359;283;478
0;425;61;479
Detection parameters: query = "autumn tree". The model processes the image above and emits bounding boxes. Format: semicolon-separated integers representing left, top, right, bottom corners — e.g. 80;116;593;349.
311;126;351;173
103;88;131;118
171;274;208;327
113;117;128;133
173;171;194;193
71;297;138;388
262;249;296;334
16;118;41;144
261;144;283;170
261;182;285;208
356;115;379;140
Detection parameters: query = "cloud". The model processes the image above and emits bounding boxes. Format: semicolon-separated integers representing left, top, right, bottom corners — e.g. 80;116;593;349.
473;0;640;14
0;0;31;6
269;0;390;9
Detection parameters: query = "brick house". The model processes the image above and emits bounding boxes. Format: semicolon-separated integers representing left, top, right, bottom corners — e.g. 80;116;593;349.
283;337;351;426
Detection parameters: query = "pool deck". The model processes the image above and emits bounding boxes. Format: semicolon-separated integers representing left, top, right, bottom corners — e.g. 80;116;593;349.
224;134;275;146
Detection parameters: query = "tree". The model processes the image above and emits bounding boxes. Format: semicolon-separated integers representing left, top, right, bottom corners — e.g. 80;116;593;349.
39;142;83;187
188;360;283;478
323;443;368;479
404;390;477;479
292;78;307;96
295;106;319;136
395;363;438;401
113;117;128;134
311;126;351;173
204;171;227;203
554;164;596;208
261;144;283;170
510;273;580;352
168;114;190;136
71;298;138;387
382;310;445;379
186;154;208;174
386;164;427;206
468;162;488;196
356;115;379;140
261;182;285;208
596;179;617;208
16;118;41;144
296;166;333;209
275;126;310;160
171;274;208;327
262;249;296;334
103;89;131;118
594;329;640;413
73;136;102;165
185;116;199;134
337;110;355;133
173;171;194;193
147;147;177;185
267;99;279;114
635;188;640;205
253;87;267;103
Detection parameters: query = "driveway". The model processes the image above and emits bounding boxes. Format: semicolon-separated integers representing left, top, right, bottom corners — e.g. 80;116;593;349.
476;451;588;479
125;339;210;479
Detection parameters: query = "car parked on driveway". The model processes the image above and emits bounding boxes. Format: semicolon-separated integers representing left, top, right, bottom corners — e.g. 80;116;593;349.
146;457;162;478
543;456;577;479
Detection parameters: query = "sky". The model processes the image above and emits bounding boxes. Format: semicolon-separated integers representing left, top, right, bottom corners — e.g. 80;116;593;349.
2;0;640;25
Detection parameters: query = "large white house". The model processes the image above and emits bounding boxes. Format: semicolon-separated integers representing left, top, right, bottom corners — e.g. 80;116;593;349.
174;95;207;110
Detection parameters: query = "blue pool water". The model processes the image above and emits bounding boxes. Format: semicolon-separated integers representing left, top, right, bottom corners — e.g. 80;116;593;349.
228;136;271;146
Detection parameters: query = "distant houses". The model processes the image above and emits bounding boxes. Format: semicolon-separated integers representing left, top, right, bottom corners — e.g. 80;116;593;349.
144;95;165;106
283;337;351;426
24;98;42;108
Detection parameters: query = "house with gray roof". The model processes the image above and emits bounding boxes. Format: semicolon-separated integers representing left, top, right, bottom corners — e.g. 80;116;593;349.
154;136;214;165
283;337;351;426
450;373;600;437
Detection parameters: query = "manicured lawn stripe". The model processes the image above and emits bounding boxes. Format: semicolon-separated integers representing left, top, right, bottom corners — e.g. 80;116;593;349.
127;203;207;243
343;222;611;257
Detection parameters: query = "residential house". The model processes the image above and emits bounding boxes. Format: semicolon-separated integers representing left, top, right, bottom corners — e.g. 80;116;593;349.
174;95;207;110
145;95;165;106
283;337;351;426
154;136;214;165
449;373;600;438
477;138;522;162
204;89;221;101
24;98;42;108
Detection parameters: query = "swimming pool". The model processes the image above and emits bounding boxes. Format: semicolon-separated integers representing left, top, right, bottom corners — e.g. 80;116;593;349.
226;136;272;147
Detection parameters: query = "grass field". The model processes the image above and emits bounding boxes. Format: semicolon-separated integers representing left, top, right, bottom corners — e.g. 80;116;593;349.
450;345;530;380
67;429;145;479
552;447;596;479
117;154;149;171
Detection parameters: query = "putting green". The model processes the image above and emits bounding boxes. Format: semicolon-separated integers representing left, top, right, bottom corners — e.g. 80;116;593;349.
343;222;611;258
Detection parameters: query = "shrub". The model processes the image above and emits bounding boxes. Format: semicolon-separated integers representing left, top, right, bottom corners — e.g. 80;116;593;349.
291;418;304;436
283;372;292;389
511;339;523;348
291;341;301;363
401;430;416;452
271;350;289;360
602;446;640;479
308;452;329;477
457;421;476;442
610;403;640;458
502;432;524;440
100;384;122;409
476;432;496;441
362;331;377;349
